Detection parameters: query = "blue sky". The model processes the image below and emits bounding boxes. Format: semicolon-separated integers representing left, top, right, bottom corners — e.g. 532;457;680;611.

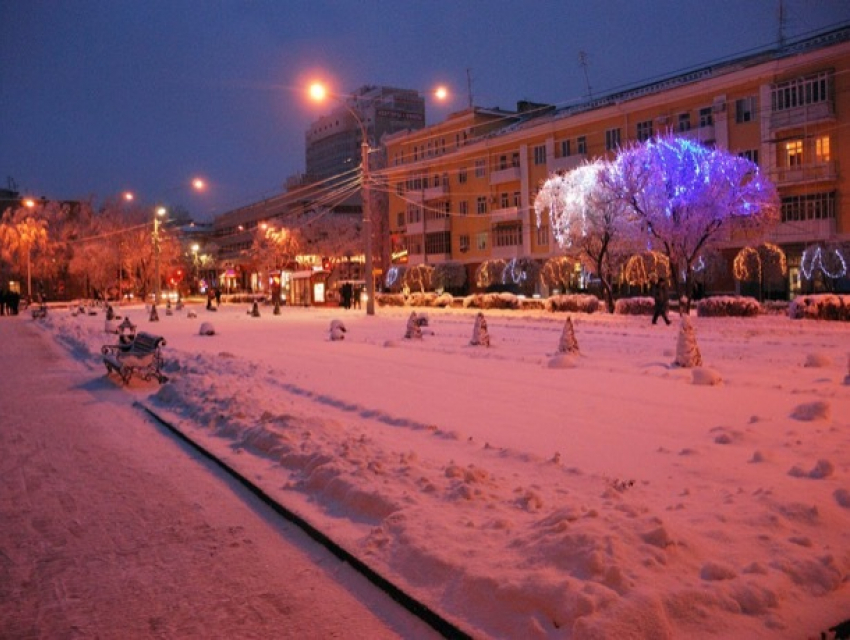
1;0;847;219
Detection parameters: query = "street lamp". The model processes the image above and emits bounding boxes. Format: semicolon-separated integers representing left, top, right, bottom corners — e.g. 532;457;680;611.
153;206;166;305
309;82;375;316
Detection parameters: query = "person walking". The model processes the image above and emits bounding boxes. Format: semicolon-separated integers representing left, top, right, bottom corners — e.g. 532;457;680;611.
652;276;671;326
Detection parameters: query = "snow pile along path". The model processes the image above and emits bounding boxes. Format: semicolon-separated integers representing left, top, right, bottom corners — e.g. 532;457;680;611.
37;302;850;639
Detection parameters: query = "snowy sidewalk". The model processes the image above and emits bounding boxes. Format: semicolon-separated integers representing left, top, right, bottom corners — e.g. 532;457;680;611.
0;318;435;639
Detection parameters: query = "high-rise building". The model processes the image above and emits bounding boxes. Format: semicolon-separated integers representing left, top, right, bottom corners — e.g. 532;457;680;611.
305;85;425;183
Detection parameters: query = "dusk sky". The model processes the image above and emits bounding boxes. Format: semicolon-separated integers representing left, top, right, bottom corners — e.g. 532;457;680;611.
2;0;848;221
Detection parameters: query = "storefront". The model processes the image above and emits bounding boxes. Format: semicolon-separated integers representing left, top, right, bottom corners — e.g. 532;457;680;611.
288;270;330;307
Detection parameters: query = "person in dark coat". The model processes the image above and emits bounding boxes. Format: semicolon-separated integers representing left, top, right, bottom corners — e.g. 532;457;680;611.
652;276;671;325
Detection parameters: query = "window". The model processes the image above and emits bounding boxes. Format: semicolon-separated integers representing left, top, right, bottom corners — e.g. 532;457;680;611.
785;140;803;167
493;223;522;247
605;128;621;151
476;232;488;250
459;234;470;253
474;159;486;177
406;203;420;224
815;136;830;163
533;145;547;165
536;224;549;246
511;152;520;167
739;149;759;166
577;136;586;154
396;182;404;196
458;167;467;184
735;96;757;123
425;231;451;255
780;192;835;222
678;112;691;132
396;212;404;227
476;196;487;215
699;107;713;128
560;139;571;157
459;200;468;216
513;191;521;207
500;192;509;209
771;71;831;112
636;120;653;142
498;155;508;170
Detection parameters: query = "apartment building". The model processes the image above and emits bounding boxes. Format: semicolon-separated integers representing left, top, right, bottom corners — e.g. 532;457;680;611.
384;26;850;297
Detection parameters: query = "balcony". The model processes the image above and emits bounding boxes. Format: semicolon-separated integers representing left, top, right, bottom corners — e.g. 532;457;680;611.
678;125;715;144
489;206;522;225
767;218;836;244
770;102;834;132
770;161;837;186
489;166;521;185
546;154;586;174
411;184;450;201
405;216;450;236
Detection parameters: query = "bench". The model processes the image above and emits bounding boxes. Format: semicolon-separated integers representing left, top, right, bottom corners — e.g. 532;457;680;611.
101;331;168;385
31;305;48;319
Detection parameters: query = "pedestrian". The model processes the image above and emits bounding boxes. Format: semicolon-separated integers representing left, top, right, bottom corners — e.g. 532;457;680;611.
215;287;222;307
206;288;215;310
652;276;671;326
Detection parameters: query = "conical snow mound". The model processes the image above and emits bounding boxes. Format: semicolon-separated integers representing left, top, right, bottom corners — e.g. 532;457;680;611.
558;316;580;354
404;312;422;339
329;319;346;341
674;316;702;368
470;312;490;347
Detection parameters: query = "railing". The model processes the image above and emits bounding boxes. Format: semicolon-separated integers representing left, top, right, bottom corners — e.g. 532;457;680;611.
489;206;521;224
489;166;521;185
769;102;834;131
770;161;837;186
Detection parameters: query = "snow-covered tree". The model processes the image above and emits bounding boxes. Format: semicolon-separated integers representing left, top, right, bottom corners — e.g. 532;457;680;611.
674;316;703;368
475;260;507;289
0;203;52;297
470;312;490;347
558;316;580;354
404;312;422;339
535;159;640;312
299;210;361;272
609;135;779;310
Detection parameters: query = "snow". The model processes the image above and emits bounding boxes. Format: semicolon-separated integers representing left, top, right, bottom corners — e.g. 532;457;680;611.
33;301;850;638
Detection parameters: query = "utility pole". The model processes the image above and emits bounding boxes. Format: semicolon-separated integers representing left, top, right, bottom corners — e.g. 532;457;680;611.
579;50;593;101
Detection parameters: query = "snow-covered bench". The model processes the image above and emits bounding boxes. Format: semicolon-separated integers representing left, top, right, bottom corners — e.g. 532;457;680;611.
30;304;48;319
101;331;168;385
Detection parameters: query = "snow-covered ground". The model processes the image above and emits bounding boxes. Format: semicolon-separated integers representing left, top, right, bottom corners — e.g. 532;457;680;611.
36;300;850;639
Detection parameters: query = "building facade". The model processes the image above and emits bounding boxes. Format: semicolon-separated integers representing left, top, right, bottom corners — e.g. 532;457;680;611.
383;26;850;297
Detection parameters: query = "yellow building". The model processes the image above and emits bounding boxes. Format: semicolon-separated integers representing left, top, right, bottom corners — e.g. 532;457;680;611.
383;26;850;297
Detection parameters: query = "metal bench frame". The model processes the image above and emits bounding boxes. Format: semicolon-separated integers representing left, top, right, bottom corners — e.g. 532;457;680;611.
102;331;168;384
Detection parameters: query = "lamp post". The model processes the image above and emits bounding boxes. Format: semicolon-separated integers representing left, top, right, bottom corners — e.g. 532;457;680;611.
309;82;375;315
153;206;166;305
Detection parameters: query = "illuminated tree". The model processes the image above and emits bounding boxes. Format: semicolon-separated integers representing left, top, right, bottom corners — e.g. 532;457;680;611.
403;264;434;293
300;210;361;271
733;242;786;300
608;135;779;310
624;251;671;288
800;242;848;292
0;204;51;297
432;261;467;294
475;259;507;289
540;256;579;293
535;159;640;312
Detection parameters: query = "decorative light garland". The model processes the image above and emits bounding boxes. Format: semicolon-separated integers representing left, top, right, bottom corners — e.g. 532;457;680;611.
801;246;848;280
733;243;787;282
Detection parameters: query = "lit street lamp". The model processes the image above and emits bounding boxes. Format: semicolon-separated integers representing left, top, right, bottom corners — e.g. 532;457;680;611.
153;206;166;305
309;82;376;316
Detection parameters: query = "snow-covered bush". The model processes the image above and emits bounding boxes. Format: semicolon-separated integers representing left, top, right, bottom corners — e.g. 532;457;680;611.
376;293;406;307
433;293;454;308
614;297;654;315
788;294;850;321
408;292;438;307
519;297;546;311
545;294;600;314
696;296;761;317
463;292;520;310
762;300;789;316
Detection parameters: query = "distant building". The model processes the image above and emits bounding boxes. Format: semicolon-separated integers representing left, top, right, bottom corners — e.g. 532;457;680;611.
305;85;425;183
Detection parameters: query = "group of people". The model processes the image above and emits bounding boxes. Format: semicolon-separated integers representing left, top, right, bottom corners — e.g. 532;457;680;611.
339;282;361;310
0;289;23;316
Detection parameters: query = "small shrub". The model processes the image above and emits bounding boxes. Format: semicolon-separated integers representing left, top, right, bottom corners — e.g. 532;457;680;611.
545;294;600;314
615;297;654;315
376;293;406;307
463;293;520;310
789;294;850;321
696;296;761;317
519;297;546;311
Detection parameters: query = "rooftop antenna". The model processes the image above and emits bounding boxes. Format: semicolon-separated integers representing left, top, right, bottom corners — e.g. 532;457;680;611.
466;68;473;109
578;50;593;100
777;0;787;48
